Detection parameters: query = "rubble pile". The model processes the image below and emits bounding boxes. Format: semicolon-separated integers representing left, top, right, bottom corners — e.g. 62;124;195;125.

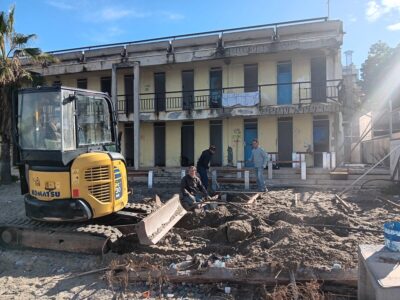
130;187;400;272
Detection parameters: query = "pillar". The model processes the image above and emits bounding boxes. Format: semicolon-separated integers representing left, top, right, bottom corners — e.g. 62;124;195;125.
133;62;140;170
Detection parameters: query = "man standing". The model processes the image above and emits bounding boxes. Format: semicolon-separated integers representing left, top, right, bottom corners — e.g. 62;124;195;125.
196;145;216;190
249;139;268;192
180;166;209;210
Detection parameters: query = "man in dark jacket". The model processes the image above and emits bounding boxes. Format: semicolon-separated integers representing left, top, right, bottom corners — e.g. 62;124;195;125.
181;166;209;210
196;145;216;190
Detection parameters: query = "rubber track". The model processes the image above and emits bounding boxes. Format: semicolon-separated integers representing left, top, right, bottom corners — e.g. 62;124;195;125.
0;202;154;250
0;218;123;243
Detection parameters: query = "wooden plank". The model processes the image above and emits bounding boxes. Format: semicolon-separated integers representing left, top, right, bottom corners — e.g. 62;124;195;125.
246;192;260;204
334;194;352;212
121;267;358;287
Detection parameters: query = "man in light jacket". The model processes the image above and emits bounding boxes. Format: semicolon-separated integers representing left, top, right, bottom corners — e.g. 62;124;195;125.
249;138;268;192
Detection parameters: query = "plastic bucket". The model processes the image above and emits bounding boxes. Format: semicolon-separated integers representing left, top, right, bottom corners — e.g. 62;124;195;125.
384;222;400;252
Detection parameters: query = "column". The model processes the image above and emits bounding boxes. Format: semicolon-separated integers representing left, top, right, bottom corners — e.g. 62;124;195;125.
133;62;140;170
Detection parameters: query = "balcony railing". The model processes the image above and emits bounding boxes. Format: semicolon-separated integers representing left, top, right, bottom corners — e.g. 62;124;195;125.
116;79;343;114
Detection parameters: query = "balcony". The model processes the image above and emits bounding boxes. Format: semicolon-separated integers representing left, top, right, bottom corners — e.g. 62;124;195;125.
117;79;343;120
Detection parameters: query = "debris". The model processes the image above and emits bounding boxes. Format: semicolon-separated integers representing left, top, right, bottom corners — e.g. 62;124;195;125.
224;287;231;294
377;196;400;209
332;263;342;270
212;260;225;268
142;290;150;298
333;194;353;213
226;220;252;243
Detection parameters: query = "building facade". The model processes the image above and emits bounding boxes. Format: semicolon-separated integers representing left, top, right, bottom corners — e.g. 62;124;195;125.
25;18;345;169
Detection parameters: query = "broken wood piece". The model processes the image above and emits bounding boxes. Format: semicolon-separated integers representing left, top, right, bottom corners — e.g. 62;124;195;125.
289;270;299;300
304;223;382;234
244;193;260;204
334;194;352;212
377;196;400;209
117;266;357;287
292;194;299;207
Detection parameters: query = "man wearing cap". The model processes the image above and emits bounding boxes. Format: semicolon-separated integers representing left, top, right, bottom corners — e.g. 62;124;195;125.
196;145;216;190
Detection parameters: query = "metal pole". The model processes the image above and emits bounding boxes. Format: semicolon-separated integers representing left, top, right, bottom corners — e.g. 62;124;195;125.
338;143;400;196
389;99;393;140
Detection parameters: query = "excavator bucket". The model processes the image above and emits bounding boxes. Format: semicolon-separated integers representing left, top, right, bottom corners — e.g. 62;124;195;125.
135;194;187;245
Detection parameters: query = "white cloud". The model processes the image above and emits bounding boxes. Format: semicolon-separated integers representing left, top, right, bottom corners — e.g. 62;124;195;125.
46;0;74;10
87;26;125;44
366;1;385;22
348;14;357;23
161;11;185;21
387;21;400;30
99;7;150;21
366;0;400;22
382;0;400;9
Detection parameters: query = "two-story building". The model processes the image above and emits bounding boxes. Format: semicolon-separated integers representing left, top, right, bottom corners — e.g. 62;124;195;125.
24;17;345;169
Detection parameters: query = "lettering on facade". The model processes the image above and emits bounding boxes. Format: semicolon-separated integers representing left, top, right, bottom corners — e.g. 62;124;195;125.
259;103;340;115
226;40;300;56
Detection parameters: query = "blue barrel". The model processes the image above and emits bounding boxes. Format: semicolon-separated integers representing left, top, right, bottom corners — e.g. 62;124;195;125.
384;222;400;252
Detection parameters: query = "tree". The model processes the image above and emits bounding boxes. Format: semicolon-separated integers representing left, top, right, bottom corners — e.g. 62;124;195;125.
0;6;53;184
360;41;397;102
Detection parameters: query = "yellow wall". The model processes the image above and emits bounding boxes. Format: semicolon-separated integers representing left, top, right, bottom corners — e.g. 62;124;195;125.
222;118;244;164
194;120;209;160
258;116;277;152
140;123;154;167
293;115;313;152
292;55;311;104
259;60;276;105
44;52;326;108
165;121;181;166
293;115;313;166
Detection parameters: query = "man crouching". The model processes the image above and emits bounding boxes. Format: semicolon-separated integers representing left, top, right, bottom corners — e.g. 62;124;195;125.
180;166;209;210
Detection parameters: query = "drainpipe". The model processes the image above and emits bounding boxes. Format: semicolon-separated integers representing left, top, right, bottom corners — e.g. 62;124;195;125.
133;62;140;170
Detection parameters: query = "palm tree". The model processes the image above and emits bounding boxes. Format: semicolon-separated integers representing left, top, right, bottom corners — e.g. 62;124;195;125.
0;6;54;184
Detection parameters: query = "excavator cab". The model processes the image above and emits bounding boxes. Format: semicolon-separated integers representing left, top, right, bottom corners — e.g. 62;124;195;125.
15;86;128;222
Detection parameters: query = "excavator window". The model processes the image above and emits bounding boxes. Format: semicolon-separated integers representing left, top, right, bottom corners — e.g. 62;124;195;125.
76;94;112;147
18;91;63;151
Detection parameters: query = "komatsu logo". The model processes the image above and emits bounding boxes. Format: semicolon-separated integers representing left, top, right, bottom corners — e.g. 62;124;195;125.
31;190;61;198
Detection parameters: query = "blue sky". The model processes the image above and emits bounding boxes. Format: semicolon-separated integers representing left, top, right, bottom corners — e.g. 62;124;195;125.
1;0;400;67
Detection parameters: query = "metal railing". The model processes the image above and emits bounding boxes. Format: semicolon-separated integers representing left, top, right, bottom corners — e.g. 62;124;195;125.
116;79;343;113
117;94;134;114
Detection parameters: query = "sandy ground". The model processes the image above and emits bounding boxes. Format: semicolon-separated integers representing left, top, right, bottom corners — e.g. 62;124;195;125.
1;181;400;299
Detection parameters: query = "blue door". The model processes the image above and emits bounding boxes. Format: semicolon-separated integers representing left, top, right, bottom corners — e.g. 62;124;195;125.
277;62;292;105
244;122;258;167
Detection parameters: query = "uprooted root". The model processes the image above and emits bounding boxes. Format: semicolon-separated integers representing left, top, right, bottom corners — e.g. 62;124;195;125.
105;256;168;292
266;280;323;300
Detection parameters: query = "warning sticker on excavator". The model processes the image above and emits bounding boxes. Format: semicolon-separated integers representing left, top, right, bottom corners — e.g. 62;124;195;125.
72;169;79;185
114;167;122;200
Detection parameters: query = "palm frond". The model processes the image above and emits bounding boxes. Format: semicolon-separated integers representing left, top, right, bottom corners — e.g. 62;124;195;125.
0;12;6;34
12;33;36;47
6;5;15;34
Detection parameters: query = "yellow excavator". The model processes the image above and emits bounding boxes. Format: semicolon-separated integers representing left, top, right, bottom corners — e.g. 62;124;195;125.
0;86;185;254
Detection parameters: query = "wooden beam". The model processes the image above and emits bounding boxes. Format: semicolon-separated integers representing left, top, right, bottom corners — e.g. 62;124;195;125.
118;267;357;287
